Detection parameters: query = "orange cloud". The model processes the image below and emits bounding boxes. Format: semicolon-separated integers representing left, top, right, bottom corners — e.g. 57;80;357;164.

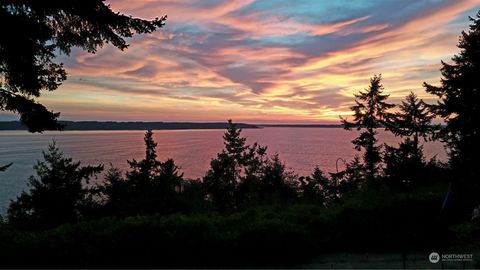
25;0;479;124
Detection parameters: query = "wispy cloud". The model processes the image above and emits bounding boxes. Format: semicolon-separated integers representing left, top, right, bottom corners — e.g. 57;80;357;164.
17;0;479;123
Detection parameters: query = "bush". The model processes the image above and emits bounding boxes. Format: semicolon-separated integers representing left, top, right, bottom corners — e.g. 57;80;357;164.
0;186;452;268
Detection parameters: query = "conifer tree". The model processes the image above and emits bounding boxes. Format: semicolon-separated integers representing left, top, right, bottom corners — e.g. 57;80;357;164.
204;153;235;211
95;166;129;216
389;92;435;159
204;120;246;211
204;120;275;211
342;75;394;183
158;159;183;192
7;142;103;229
156;158;183;208
0;1;165;132
260;154;297;203
127;130;161;185
424;12;480;182
223;119;248;163
237;142;268;208
100;131;184;216
384;92;435;187
333;157;365;195
204;120;298;210
300;166;332;204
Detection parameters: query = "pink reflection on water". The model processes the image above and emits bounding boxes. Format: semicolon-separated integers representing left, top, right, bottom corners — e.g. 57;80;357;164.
0;127;447;212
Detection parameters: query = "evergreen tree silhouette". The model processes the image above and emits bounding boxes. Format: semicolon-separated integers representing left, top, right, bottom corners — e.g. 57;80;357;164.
424;12;480;184
155;158;184;212
100;130;184;216
7;142;103;229
204;120;283;211
237;142;268;208
331;157;364;195
260;154;297;204
127;130;161;186
342;75;394;183
224;119;248;163
0;1;165;132
204;120;246;211
384;92;435;187
388;92;435;156
300;166;332;204
95;166;130;217
159;159;183;193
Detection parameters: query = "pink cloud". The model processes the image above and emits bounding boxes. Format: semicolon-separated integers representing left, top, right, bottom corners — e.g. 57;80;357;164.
45;0;480;123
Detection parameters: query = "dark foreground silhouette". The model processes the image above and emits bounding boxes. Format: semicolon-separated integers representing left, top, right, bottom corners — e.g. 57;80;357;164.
0;116;478;268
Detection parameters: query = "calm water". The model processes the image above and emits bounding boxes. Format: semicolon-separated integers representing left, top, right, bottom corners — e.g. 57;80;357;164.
0;128;446;213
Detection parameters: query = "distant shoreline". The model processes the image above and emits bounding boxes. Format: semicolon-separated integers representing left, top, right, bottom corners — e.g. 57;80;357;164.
0;121;344;131
260;124;342;128
0;121;260;131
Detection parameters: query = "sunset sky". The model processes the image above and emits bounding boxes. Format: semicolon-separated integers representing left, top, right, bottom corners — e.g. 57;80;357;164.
3;0;480;123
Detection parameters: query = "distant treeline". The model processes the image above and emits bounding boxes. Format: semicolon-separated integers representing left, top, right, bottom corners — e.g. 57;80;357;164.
260;124;343;128
0;121;352;131
0;121;260;131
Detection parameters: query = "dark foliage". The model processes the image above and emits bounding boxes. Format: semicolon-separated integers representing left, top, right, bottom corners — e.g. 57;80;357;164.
299;166;335;204
236;142;268;208
0;0;165;132
424;12;480;185
388;92;436;147
0;187;450;268
0;117;468;268
342;74;394;183
6;142;103;230
258;154;298;204
383;92;437;189
424;12;480;213
0;94;63;132
331;157;365;195
203;120;259;211
97;130;184;217
204;122;239;209
204;120;301;212
0;162;12;172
